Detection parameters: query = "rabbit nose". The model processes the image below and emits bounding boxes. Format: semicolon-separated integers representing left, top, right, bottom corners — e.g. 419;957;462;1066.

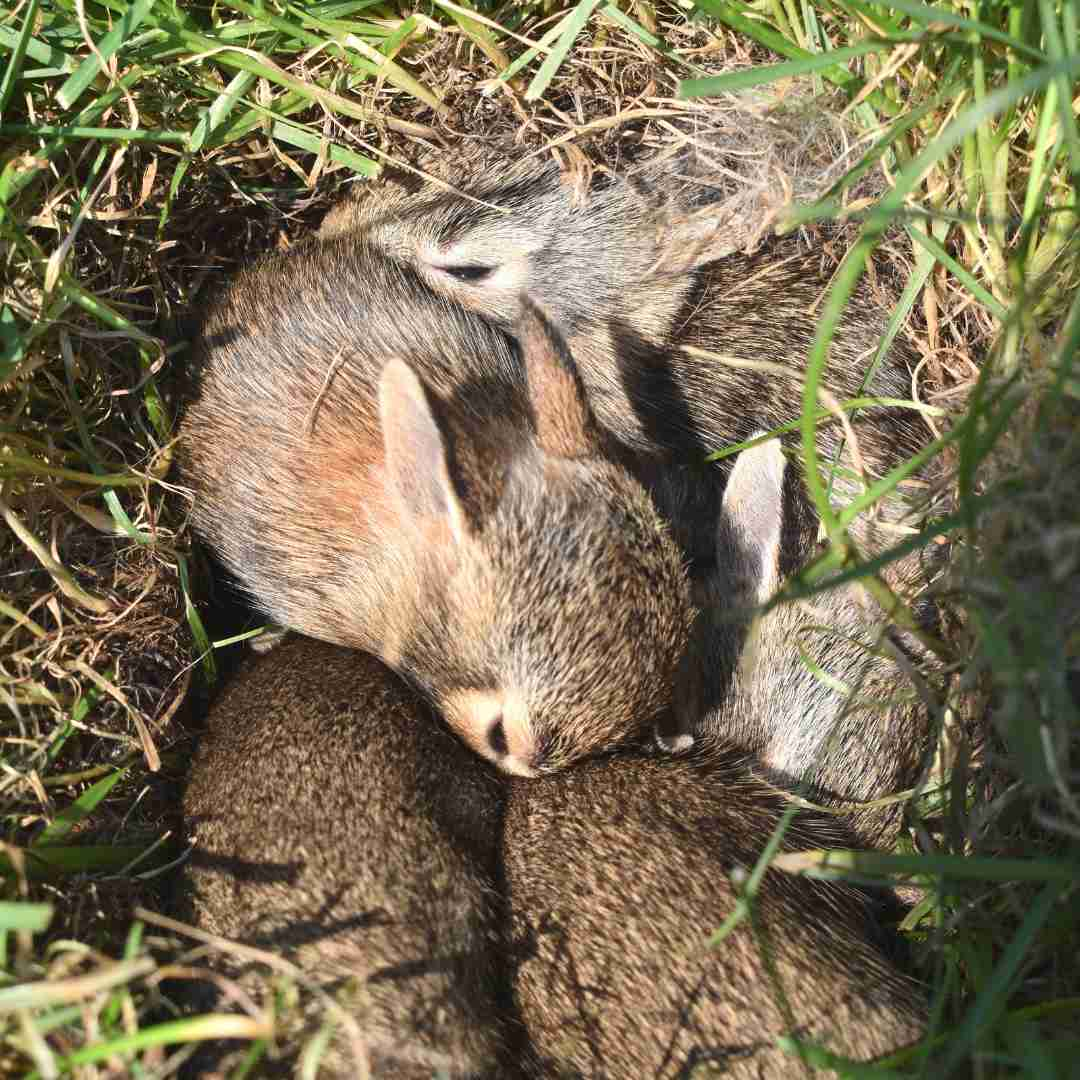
443;688;541;777
489;714;542;778
486;716;509;756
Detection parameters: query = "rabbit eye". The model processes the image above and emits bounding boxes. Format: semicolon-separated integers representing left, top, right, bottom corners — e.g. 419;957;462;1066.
441;264;494;283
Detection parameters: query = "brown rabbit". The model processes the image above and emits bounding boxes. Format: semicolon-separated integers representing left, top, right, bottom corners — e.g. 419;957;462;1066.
325;155;940;819
330;154;938;582
690;438;932;849
178;636;518;1078
178;238;693;776
503;734;928;1078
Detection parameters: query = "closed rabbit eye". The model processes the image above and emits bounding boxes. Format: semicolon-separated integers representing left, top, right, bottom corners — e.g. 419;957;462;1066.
439;264;494;283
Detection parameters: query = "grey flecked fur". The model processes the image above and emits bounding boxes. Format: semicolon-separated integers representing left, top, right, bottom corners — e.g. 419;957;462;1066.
178;636;517;1078
178;246;693;776
504;734;928;1078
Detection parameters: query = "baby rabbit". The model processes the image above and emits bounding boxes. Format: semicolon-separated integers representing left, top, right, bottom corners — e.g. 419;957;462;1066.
504;736;928;1078
693;438;932;849
326;153;940;814
178;636;518;1078
330;154;937;581
178;237;693;776
501;443;929;1075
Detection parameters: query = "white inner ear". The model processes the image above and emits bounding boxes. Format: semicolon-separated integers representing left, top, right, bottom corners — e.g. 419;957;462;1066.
378;357;466;543
719;435;787;606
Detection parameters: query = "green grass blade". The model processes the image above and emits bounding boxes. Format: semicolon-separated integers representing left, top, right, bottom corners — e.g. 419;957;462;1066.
776;850;1080;884
906;222;1009;320
705;395;945;465
708;805;799;945
176;552;217;685
203;83;309;149
772;491;996;604
0;18;76;73
100;921;145;1028
776;1037;912;1078
0;901;53;934
799;53;1080;546
188;68;258;160
1;845;153;879
215;0;446;115
0;0;40;123
598;4;703;74
22;1014;271;1075
0;123;185;142
298;1020;337;1080
872;230;935;374
525;0;605;102
1037;0;1080;175
680;40;890;97
33;768;128;848
56;0;155;109
877;0;1045;60
940;881;1068;1073
428;0;512;74
822;221;939;501
0;302;26;376
690;0;860;89
881;56;1080;216
0;66;145;217
288;6;447;115
212;626;272;649
269;119;379;177
834;425;963;532
500;11;570;83
1021;84;1061;253
58;342;154;545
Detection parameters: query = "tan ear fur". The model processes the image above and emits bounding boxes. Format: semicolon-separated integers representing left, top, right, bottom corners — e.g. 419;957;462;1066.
646;206;741;276
718;435;787;606
517;295;600;460
378;357;467;542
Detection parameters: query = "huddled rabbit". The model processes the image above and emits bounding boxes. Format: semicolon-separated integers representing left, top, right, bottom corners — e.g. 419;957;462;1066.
179;252;693;776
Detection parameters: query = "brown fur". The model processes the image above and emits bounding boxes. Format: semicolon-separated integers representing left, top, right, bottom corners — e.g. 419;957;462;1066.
683;440;933;849
178;240;694;775
178;636;517;1078
328;155;937;577
323;158;941;835
504;735;928;1078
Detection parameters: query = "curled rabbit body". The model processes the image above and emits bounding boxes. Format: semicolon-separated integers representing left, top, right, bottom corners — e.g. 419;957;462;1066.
504;741;927;1076
179;239;693;776
179;637;518;1077
693;438;932;848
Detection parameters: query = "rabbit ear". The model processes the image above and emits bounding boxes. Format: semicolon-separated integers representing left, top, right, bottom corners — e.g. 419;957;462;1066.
379;358;467;543
635;151;745;274
517;295;601;460
717;436;787;606
647;207;740;276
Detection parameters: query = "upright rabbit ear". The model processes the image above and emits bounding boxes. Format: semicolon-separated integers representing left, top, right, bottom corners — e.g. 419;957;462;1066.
517;295;601;460
638;152;749;275
718;436;787;606
379;358;467;543
648;208;739;276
